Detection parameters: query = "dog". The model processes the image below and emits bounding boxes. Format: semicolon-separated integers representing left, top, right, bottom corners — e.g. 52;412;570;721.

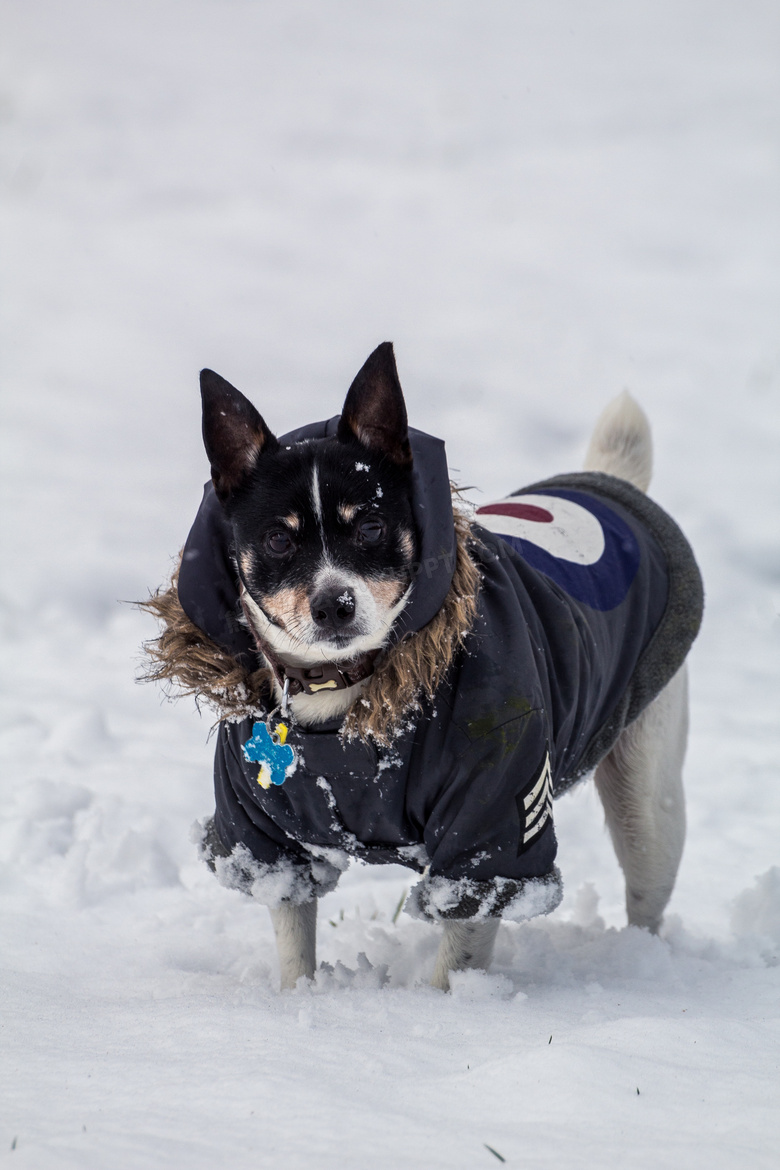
143;342;703;990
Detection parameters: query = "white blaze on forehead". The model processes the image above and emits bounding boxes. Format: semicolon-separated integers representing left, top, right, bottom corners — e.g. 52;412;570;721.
311;461;323;523
310;460;329;553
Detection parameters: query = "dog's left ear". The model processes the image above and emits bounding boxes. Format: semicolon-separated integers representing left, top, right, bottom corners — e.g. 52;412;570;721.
337;342;412;466
200;368;279;501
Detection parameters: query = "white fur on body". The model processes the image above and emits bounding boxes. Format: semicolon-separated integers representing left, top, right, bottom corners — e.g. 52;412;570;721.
264;390;688;989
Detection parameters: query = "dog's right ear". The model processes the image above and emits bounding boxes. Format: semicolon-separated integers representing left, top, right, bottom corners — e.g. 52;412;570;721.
200;369;279;500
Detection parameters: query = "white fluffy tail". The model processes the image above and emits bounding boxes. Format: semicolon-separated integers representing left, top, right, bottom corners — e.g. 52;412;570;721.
583;390;653;492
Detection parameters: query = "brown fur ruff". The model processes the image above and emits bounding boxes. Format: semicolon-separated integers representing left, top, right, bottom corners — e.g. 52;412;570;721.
139;502;481;746
138;565;273;721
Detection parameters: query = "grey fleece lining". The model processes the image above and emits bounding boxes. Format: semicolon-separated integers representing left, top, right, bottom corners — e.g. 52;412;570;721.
513;471;704;787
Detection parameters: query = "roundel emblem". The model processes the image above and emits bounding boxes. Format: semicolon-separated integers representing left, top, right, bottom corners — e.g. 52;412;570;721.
476;490;640;611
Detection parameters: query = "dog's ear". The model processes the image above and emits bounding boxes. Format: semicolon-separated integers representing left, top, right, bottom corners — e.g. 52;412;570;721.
337;342;412;466
200;368;279;500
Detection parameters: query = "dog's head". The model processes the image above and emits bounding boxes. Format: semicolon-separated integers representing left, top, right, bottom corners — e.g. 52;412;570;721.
201;343;419;664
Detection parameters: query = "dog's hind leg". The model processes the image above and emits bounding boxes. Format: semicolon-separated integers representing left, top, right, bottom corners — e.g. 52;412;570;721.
431;919;501;992
269;899;317;990
593;664;689;933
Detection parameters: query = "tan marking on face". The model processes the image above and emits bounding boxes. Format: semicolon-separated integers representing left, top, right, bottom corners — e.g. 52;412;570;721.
239;549;256;578
258;585;310;633
366;576;407;608
398;528;415;560
338;503;359;524
283;513;300;531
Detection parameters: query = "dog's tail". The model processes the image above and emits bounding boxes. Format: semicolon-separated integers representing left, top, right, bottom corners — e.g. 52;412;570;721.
583;390;653;492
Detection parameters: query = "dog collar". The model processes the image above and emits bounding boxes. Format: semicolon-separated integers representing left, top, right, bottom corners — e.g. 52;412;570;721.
240;596;380;697
268;647;380;697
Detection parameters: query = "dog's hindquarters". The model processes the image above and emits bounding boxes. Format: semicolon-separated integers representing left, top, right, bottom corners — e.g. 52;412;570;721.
584;391;689;932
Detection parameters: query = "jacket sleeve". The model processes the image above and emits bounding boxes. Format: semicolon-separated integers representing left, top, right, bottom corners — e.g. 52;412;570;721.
201;722;346;906
406;709;563;922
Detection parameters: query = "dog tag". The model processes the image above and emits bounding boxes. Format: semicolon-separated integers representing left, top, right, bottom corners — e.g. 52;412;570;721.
242;720;297;789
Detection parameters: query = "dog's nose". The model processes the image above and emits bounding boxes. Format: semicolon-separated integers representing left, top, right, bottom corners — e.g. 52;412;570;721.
310;586;357;631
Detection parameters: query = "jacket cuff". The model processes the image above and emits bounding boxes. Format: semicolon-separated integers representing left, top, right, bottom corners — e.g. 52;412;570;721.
193;818;342;906
405;867;563;922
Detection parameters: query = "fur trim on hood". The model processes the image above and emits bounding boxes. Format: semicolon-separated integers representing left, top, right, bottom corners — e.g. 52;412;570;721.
139;500;480;746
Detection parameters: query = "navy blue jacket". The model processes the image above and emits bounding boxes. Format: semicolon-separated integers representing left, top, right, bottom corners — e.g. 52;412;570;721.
179;422;703;921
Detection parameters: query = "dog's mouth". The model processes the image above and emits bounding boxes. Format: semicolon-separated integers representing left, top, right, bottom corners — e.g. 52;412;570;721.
315;631;354;650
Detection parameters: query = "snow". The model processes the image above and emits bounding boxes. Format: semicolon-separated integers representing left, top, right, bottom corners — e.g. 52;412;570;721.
1;1;779;1166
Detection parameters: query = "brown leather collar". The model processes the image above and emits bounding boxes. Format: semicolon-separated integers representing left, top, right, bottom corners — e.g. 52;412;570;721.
265;644;380;697
240;596;380;697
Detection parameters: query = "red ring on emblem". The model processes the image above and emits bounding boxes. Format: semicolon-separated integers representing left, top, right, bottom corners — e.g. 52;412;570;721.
476;502;554;523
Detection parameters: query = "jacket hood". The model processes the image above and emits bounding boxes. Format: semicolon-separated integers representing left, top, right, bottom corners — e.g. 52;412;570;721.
177;418;456;663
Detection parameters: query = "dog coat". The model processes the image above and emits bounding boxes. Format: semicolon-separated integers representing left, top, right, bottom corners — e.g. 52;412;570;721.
178;421;703;922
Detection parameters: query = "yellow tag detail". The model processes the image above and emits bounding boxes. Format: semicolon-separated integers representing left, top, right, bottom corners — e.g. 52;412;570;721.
309;679;338;692
275;722;288;745
257;764;272;789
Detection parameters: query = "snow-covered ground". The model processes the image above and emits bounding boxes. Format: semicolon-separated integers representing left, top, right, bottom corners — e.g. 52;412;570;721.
2;2;779;1166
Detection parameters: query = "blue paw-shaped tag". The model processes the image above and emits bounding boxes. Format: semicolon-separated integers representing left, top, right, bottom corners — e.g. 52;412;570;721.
242;721;296;789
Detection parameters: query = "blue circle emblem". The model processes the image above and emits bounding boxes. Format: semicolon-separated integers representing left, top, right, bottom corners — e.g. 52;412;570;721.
476;490;640;611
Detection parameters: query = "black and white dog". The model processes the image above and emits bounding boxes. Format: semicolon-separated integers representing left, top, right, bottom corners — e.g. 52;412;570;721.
147;343;702;990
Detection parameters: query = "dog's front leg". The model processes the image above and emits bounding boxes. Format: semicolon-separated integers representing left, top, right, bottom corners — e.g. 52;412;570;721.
269;899;317;990
431;919;500;992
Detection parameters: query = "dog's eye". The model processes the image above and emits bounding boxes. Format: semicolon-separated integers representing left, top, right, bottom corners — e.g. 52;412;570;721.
265;530;295;556
356;517;386;544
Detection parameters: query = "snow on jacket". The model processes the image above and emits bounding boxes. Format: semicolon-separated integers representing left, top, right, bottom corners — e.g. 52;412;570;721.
178;419;703;922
